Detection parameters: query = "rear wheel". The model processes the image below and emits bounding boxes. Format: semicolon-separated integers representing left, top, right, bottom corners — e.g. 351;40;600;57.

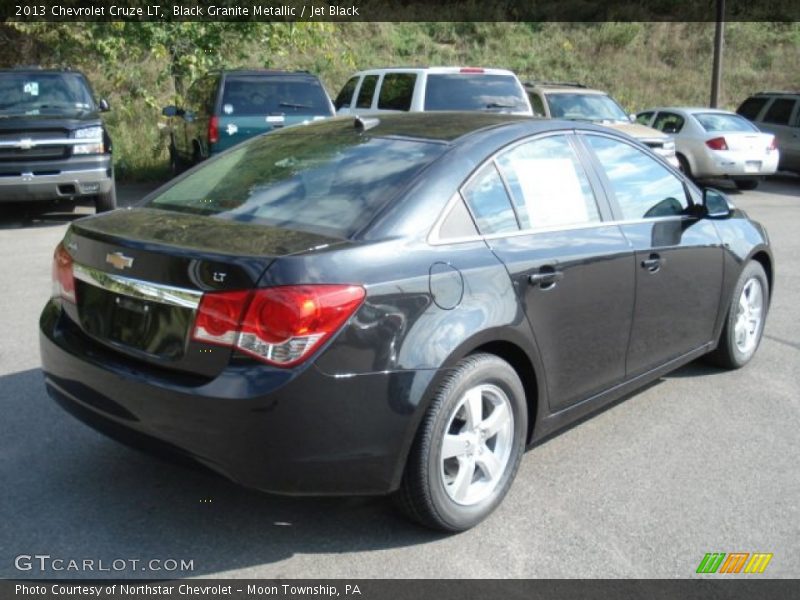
394;353;527;532
169;143;184;176
95;179;117;213
677;154;693;179
706;261;769;369
733;178;760;191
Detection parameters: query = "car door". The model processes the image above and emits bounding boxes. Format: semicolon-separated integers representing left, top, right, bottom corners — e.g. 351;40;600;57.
463;132;636;411
334;76;360;114
580;132;724;376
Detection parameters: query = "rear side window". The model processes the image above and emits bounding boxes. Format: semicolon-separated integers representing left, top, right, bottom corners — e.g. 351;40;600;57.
220;76;331;117
424;74;528;112
737;96;769;120
584;135;689;221
334;77;358;110
461;164;519;234
635;111;654;126
496;135;600;230
762;98;796;125
356;75;378;109
377;73;416;111
147;121;446;238
694;112;758;133
653;112;685;134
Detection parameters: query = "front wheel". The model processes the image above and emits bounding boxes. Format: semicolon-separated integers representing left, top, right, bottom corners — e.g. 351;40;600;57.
95;180;117;213
733;178;760;191
706;261;769;369
393;353;527;532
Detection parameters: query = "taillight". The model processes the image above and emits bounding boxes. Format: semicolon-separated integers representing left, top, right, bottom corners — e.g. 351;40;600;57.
191;285;365;367
52;242;76;303
460;67;485;73
705;137;728;151
208;116;219;145
768;136;778;152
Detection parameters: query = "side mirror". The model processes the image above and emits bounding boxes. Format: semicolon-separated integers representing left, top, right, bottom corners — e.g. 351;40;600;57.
703;187;732;219
98;98;110;112
629;113;637;122
162;105;179;117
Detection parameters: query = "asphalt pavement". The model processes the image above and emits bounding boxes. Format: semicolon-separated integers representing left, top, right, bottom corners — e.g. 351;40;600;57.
0;176;798;579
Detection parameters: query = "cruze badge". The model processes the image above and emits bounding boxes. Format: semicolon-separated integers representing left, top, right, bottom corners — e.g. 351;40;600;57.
106;252;134;270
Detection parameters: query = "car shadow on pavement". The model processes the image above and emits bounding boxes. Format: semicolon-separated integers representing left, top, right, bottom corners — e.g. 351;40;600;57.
0;205;90;230
0;368;444;579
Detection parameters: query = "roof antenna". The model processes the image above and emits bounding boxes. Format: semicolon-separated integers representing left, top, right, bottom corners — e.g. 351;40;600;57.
354;116;380;132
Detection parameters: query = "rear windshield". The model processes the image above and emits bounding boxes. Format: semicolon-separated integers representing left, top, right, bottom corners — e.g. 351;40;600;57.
220;76;332;117
694;113;759;133
0;72;94;116
424;74;528;112
546;93;629;122
146;122;446;238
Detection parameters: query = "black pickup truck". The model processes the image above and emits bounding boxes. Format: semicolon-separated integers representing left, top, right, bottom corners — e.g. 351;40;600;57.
0;67;116;212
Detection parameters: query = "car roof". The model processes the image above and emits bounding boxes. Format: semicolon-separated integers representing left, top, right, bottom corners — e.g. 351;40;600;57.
0;68;85;75
351;66;517;76
525;82;606;94
216;69;318;78
301;112;622;144
639;107;741;116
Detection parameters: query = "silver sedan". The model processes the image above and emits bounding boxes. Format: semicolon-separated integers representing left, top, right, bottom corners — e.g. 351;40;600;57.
636;107;779;190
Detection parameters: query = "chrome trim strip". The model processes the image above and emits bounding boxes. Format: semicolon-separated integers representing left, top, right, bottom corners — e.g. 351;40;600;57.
0;138;98;148
73;263;202;309
0;168;110;187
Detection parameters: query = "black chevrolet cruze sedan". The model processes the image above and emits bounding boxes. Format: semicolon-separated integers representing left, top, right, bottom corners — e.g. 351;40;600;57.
40;113;773;531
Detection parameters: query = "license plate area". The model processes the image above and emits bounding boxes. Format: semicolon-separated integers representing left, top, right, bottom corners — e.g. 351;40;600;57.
77;281;193;360
745;161;762;173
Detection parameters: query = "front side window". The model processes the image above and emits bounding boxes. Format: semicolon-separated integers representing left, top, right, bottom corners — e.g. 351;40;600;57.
584;135;689;220
653;112;685;134
355;75;378;109
496;135;600;230
461;164;519;235
635;111;654;126
334;77;358;110
528;92;546;116
736;96;768;120
377;73;416;111
147;121;446;238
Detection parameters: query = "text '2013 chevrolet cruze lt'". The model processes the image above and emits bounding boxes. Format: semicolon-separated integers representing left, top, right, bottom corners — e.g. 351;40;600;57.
40;113;773;531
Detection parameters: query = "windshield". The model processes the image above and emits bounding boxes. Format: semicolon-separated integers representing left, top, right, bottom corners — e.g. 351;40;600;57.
424;74;528;112
147;121;446;238
220;76;332;117
0;72;95;115
546;93;629;122
694;112;759;133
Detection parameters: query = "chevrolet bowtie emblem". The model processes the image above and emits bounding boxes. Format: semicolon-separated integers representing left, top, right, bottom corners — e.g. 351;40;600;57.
18;138;35;150
106;252;134;270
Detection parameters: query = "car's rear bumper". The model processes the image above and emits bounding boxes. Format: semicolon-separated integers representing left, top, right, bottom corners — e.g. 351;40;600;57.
0;156;112;202
696;149;780;177
39;301;429;495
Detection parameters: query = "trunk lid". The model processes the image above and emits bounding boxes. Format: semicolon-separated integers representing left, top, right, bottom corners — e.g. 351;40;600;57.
63;207;345;377
716;132;774;154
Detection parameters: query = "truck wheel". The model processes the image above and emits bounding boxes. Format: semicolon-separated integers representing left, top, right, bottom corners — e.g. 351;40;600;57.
95;181;117;213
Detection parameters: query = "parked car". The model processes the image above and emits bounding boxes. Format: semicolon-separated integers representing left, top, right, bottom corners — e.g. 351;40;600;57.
41;113;772;532
736;91;800;174
636;107;779;190
334;67;533;115
524;81;679;169
162;69;335;173
0;67;115;212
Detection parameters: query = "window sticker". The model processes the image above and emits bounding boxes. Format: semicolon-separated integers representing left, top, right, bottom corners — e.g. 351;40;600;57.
23;82;39;96
223;103;234;115
509;157;590;228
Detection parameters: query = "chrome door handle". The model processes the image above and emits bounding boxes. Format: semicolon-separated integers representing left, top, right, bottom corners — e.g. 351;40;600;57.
528;270;563;286
641;254;663;272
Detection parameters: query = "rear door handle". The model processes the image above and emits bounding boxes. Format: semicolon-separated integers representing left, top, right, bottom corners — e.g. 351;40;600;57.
528;269;563;287
641;254;663;273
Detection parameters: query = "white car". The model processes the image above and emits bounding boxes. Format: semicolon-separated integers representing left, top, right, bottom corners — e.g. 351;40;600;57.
333;67;533;116
636;107;779;190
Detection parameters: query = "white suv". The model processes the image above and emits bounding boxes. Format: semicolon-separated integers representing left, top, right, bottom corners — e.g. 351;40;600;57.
333;67;533;116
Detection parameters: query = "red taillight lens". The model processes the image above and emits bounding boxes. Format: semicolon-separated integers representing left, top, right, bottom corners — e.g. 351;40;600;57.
192;290;251;346
208;116;219;145
52;242;76;303
768;136;778;151
191;285;365;367
705;137;728;151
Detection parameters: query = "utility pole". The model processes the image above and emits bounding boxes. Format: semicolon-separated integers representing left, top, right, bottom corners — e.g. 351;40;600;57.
710;0;725;107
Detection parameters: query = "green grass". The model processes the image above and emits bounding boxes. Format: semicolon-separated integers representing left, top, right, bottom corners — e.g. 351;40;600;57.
8;22;798;182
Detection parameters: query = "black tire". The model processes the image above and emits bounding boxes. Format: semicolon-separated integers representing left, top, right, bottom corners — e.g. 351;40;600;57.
677;154;693;179
169;143;183;176
393;353;527;532
733;178;760;191
706;261;769;369
95;179;117;213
